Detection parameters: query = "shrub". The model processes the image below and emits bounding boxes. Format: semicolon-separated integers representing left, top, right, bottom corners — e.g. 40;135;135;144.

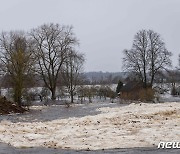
120;87;155;101
138;88;155;101
116;80;123;93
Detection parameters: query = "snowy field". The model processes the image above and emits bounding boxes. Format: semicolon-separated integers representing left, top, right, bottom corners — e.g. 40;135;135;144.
0;100;180;150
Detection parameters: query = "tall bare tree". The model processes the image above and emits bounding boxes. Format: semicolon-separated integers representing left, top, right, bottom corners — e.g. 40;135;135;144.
62;50;85;103
0;31;35;106
123;30;171;88
30;23;78;100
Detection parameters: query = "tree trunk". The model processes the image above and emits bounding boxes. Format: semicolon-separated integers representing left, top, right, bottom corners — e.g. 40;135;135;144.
150;74;154;87
143;57;147;88
51;87;56;100
70;91;74;103
14;88;22;106
14;80;23;106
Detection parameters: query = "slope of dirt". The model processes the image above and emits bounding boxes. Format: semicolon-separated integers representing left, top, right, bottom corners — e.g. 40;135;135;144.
0;96;26;115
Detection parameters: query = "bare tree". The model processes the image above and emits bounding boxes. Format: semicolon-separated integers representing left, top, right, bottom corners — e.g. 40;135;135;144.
0;31;35;106
30;23;78;100
62;50;85;103
123;30;171;88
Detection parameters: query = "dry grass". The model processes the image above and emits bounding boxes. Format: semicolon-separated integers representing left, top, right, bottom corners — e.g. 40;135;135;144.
153;110;177;116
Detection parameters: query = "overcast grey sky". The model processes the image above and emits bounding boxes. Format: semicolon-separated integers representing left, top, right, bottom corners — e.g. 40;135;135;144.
0;0;180;72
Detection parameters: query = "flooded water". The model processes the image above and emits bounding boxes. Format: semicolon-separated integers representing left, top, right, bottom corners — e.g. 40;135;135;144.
0;101;123;123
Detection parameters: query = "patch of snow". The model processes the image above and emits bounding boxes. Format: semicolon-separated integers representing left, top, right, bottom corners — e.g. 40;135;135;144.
0;102;179;150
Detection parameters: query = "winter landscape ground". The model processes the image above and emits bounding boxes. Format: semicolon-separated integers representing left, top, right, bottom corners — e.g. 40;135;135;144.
0;96;180;153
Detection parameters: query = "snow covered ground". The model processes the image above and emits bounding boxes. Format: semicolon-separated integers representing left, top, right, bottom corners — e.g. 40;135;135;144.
0;101;180;150
159;93;180;102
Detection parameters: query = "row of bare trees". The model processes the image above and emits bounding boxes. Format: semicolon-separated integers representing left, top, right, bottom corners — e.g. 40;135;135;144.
0;23;85;106
77;85;116;103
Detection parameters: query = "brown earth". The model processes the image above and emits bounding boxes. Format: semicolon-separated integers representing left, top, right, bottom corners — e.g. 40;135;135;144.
0;96;26;115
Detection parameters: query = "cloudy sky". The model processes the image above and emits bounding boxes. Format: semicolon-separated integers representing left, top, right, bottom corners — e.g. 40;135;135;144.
0;0;180;72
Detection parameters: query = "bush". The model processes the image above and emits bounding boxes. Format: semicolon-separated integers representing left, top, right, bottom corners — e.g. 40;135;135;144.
120;87;155;101
138;88;155;101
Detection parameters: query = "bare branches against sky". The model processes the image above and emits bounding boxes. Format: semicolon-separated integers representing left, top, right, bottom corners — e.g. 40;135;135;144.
0;0;180;71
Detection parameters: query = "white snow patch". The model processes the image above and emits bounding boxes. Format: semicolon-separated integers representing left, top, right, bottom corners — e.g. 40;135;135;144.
0;102;180;150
